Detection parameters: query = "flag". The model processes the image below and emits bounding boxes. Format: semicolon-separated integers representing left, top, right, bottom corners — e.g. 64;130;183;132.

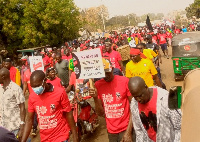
146;15;153;31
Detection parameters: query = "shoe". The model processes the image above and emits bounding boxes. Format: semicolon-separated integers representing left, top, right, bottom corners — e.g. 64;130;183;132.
32;129;37;136
167;55;169;59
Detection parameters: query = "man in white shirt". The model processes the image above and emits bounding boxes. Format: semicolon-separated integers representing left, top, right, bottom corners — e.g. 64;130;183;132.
0;68;26;141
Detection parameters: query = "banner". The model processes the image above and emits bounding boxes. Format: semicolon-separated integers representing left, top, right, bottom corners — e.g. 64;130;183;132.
72;48;105;79
29;56;44;72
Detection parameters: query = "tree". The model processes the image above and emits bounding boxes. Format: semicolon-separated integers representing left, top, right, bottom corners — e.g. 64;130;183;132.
80;5;109;32
0;0;81;53
20;0;81;48
0;0;24;53
186;0;200;18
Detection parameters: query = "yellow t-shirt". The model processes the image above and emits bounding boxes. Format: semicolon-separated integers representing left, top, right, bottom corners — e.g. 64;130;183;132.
126;58;157;87
143;49;157;61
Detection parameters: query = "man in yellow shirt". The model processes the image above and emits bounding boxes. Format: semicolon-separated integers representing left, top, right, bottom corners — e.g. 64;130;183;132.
126;48;162;87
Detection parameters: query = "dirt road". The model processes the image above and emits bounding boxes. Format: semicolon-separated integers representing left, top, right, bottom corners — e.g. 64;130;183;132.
30;46;183;142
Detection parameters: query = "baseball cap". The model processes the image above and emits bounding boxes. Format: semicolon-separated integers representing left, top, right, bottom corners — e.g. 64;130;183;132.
102;58;112;72
130;48;146;59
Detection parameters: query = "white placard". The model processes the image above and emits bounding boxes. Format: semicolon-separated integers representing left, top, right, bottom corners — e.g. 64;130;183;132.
72;48;105;79
29;56;44;72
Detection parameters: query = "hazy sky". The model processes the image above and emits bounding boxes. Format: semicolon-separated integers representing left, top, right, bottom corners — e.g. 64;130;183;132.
73;0;194;17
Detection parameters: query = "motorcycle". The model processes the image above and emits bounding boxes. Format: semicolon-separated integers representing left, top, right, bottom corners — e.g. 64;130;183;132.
68;85;99;139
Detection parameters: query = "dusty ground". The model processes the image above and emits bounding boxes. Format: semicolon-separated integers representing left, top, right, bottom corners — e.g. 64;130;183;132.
28;46;183;142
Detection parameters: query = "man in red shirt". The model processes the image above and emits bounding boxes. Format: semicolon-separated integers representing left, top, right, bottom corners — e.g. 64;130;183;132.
21;70;78;142
103;42;125;74
158;31;169;59
89;58;135;142
4;58;21;86
41;52;51;72
62;48;72;62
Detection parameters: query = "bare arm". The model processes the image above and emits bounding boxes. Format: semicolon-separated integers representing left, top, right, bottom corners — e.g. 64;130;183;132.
89;88;105;117
65;111;79;142
118;60;125;75
21;112;35;142
153;74;162;88
66;85;72;93
17;103;26;141
23;81;28;96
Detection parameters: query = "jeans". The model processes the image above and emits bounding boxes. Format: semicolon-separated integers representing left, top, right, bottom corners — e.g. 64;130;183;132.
108;129;136;142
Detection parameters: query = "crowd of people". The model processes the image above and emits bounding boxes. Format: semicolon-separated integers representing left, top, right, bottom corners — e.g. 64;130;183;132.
0;22;186;142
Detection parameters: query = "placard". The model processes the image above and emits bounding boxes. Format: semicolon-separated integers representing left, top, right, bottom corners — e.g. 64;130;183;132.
29;56;44;72
72;48;105;79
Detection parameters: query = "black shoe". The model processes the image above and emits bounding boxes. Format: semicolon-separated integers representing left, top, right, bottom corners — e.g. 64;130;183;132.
167;55;169;59
32;129;37;136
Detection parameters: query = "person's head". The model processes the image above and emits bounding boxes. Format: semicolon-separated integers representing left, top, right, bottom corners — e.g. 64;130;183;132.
0;68;10;84
4;58;12;70
136;43;146;52
65;48;70;56
102;58;114;82
55;53;62;63
30;70;47;95
146;35;152;43
130;48;142;63
105;42;112;52
128;77;150;104
46;67;56;80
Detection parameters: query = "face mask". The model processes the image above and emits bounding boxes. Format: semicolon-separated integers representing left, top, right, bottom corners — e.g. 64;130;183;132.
32;79;45;95
32;86;45;95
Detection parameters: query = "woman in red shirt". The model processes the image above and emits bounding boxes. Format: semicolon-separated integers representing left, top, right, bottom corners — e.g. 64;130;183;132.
46;67;63;88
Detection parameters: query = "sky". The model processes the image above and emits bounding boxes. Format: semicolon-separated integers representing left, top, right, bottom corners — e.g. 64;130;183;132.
73;0;194;18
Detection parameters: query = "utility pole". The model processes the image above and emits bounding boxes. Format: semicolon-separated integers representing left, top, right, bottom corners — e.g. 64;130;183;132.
101;0;106;32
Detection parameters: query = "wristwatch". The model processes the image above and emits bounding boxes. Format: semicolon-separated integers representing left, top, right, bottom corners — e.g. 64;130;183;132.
20;121;25;125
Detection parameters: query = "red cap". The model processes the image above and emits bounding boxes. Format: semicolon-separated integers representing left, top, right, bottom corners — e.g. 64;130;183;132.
130;48;146;59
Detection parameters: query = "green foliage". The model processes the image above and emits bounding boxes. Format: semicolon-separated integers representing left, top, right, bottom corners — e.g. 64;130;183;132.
0;0;81;53
186;0;200;18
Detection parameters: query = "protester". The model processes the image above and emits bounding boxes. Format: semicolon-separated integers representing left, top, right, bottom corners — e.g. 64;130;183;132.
55;53;70;87
46;67;63;88
0;68;26;141
3;58;21;86
62;48;72;61
21;70;78;142
103;42;125;74
126;48;162;88
41;52;51;72
128;76;181;142
20;56;29;88
158;31;169;59
89;58;135;142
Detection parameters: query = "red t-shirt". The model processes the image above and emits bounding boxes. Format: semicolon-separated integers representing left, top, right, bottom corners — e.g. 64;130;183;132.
166;31;172;39
9;66;17;83
43;56;51;71
152;36;158;44
28;87;71;142
138;88;157;141
47;77;63;88
62;54;72;61
95;75;131;133
103;50;122;70
24;69;34;94
158;34;167;45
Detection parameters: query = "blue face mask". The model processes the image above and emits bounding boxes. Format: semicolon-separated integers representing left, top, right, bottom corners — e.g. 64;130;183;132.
32;79;45;95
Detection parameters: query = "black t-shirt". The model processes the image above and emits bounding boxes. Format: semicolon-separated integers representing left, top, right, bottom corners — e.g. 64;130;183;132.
146;43;159;53
0;127;19;142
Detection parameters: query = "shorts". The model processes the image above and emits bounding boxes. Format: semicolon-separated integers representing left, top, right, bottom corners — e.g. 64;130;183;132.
160;43;167;51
